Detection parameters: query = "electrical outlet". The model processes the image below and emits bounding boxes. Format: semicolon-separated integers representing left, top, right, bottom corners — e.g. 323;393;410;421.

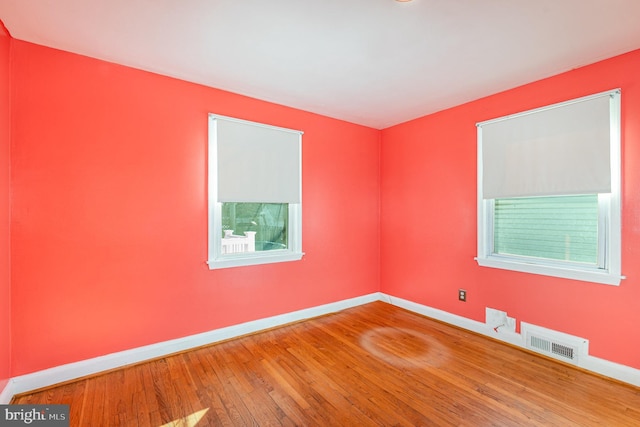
458;289;467;302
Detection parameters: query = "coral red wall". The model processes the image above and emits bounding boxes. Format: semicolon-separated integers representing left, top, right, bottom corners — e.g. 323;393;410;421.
381;49;640;369
6;33;640;380
0;22;11;393
10;41;380;376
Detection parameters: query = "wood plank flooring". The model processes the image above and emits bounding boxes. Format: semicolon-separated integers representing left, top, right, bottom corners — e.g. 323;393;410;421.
12;301;640;426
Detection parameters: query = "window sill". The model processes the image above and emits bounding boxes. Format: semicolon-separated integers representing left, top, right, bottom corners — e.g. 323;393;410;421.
475;256;624;286
207;251;304;270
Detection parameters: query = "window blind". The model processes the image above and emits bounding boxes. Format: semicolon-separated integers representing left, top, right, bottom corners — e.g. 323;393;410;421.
212;115;302;203
478;91;615;199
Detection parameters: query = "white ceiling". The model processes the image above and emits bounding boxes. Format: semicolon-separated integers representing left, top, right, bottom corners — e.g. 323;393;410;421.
2;0;640;129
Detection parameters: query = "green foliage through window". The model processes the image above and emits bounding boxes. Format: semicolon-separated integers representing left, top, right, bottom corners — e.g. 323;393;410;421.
222;203;288;251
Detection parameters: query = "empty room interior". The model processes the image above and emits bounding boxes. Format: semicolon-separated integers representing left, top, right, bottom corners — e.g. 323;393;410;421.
1;0;640;425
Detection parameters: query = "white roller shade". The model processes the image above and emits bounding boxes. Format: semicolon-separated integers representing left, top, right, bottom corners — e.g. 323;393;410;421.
211;115;302;203
479;91;617;199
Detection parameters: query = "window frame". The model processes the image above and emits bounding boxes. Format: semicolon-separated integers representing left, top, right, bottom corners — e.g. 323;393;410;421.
207;114;303;270
476;90;623;285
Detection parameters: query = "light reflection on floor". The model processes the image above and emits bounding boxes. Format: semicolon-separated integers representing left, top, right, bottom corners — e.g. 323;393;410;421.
160;408;210;427
359;327;450;369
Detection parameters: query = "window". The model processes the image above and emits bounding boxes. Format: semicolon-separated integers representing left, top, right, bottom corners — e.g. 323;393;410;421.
208;114;303;269
476;89;623;285
494;195;600;265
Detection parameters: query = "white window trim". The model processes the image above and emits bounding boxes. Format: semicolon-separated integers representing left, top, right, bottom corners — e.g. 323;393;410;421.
476;90;624;285
207;114;303;269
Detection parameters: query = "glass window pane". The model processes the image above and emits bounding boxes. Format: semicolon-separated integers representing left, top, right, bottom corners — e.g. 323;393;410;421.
221;203;288;253
494;195;598;264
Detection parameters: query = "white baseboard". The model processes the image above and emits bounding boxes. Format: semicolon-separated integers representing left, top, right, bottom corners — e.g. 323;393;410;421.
382;293;640;388
381;294;525;347
5;290;638;402
8;293;382;398
0;380;14;404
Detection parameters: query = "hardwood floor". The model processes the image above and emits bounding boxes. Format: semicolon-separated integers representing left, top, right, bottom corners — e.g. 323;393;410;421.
12;301;640;426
